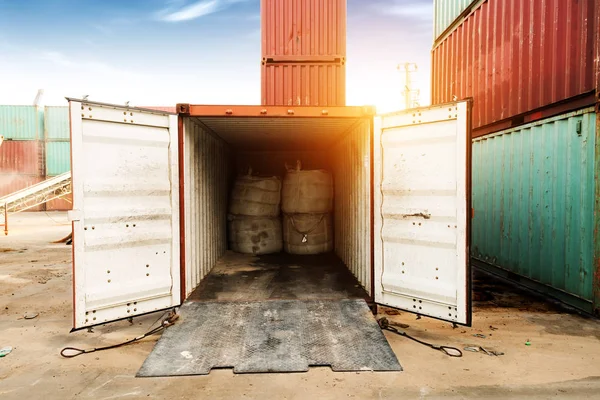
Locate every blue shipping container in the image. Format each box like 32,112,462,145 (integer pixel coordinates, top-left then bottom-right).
0,105,42,140
44,106,70,140
45,141,71,176
471,107,597,312
433,0,477,41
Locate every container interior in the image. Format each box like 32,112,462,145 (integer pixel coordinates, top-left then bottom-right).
182,114,372,300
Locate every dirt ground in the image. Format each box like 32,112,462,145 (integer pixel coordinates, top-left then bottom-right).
2,212,600,400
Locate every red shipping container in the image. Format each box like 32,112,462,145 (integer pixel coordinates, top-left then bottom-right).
262,62,346,106
261,0,346,60
0,174,44,211
0,140,42,175
46,193,73,211
431,0,597,132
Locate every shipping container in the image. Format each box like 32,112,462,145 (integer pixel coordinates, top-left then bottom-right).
261,62,345,106
45,141,71,176
433,0,477,41
431,0,597,134
0,174,44,211
66,99,473,333
261,0,346,60
44,106,70,140
46,193,72,211
0,140,42,175
471,108,599,313
140,106,177,113
0,105,43,140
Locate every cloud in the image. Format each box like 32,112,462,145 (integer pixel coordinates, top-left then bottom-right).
160,0,220,21
157,0,250,22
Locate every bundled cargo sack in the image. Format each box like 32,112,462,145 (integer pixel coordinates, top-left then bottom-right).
283,213,333,255
281,160,333,214
228,214,282,255
229,167,281,217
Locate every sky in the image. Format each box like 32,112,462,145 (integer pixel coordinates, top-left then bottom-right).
0,0,434,112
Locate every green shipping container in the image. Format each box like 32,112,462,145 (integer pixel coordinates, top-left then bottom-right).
44,106,70,140
471,107,599,314
45,141,71,176
0,105,43,140
433,0,477,41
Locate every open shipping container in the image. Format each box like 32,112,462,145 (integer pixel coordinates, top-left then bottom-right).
66,98,472,330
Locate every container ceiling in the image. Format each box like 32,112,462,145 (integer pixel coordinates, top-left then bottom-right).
193,116,363,151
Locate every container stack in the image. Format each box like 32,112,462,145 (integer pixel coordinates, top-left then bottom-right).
0,105,73,211
0,106,45,210
227,169,282,255
44,106,72,210
430,0,600,314
281,161,333,255
260,0,347,106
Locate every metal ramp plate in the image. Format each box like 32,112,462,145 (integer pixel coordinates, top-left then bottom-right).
137,299,402,376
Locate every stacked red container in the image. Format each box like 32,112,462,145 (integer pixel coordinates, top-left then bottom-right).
431,0,598,136
261,0,347,106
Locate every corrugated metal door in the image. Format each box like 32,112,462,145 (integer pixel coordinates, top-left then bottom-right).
374,101,472,325
68,99,180,330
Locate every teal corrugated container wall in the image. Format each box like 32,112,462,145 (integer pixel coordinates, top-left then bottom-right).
44,106,71,177
0,105,43,140
45,141,70,176
44,106,70,139
471,108,597,312
433,0,477,41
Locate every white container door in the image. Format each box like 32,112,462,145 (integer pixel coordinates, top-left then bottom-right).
373,101,472,325
68,99,180,330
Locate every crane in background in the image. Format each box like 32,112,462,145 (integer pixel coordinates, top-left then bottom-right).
397,63,420,110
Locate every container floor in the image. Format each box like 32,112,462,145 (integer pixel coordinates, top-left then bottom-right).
187,251,370,302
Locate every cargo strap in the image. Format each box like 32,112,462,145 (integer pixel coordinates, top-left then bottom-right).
60,311,179,358
378,317,462,358
288,214,326,243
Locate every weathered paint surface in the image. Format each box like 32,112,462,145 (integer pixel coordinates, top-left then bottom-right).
432,0,596,131
0,140,41,175
44,106,70,140
261,62,345,106
261,0,346,58
433,0,477,41
45,141,71,176
374,101,471,325
472,108,597,307
592,0,600,316
0,106,42,140
69,100,180,329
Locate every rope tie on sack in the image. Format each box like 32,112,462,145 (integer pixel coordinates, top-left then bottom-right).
288,213,325,243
